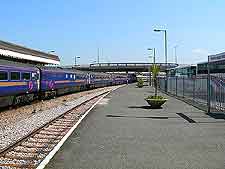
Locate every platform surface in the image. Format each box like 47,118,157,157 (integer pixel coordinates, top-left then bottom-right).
46,84,225,169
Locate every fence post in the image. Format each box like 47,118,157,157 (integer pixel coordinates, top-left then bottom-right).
193,77,195,101
182,76,185,98
165,76,168,93
219,75,222,110
175,76,178,96
149,73,151,86
163,77,165,92
207,56,211,113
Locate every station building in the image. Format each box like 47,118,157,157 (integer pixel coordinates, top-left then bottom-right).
0,40,60,66
167,64,196,77
197,52,225,74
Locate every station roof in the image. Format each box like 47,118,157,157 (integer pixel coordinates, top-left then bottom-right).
0,40,60,65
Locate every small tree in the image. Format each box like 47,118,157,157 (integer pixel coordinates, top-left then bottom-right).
151,65,160,96
137,77,144,88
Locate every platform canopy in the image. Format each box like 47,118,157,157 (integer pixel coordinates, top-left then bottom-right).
0,40,60,65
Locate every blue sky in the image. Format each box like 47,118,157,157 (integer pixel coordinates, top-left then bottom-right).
0,0,225,65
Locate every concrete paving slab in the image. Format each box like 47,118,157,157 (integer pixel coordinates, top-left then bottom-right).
45,84,225,169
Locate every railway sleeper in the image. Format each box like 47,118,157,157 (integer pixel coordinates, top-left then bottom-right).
54,119,75,123
47,125,71,130
38,130,67,136
33,134,63,139
21,142,55,148
43,128,69,133
13,146,52,153
4,151,45,160
0,157,37,168
27,138,59,144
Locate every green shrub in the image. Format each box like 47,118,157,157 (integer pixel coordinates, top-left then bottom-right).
137,78,144,88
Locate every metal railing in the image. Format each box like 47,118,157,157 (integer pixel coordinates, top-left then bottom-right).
90,63,178,68
158,75,225,112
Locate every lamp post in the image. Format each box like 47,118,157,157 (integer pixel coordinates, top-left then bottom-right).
74,56,80,67
174,45,178,64
154,28,168,92
97,48,100,64
147,48,156,64
153,29,167,65
147,48,156,86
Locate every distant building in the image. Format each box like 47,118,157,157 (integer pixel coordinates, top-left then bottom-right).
197,52,225,74
168,64,196,77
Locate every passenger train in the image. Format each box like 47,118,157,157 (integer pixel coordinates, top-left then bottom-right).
0,63,133,108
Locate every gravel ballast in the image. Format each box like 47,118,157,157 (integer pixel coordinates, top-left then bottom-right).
0,85,123,152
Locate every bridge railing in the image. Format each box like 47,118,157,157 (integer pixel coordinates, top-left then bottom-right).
90,63,178,68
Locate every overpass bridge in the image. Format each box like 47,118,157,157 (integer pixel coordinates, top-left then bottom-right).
66,62,179,72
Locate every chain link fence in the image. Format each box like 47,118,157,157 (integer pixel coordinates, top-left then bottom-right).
158,75,225,112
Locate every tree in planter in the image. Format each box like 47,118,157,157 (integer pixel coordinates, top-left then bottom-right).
151,65,160,96
145,65,167,108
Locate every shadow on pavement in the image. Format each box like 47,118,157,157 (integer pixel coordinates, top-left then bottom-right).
106,114,168,119
206,112,225,120
128,106,162,109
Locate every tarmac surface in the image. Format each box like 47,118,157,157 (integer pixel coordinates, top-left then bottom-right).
46,84,225,169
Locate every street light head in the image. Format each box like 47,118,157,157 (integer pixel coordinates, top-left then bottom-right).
76,56,80,58
147,48,153,51
154,29,166,32
154,29,161,32
48,50,55,54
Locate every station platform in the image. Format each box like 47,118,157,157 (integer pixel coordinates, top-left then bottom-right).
46,84,225,169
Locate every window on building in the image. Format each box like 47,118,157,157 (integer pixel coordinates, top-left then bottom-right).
22,73,31,80
11,72,20,80
0,71,8,80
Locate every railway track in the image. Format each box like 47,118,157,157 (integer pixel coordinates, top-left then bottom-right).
0,91,109,169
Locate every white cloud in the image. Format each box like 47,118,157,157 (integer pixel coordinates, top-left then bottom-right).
192,48,209,56
191,48,209,63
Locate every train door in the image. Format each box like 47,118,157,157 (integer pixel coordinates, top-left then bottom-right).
36,70,40,91
88,73,91,84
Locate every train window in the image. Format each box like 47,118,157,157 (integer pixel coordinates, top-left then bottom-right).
66,74,68,78
0,71,8,80
73,74,76,80
70,74,73,78
10,72,20,80
22,73,31,80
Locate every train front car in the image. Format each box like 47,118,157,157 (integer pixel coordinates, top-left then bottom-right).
0,64,39,107
39,67,87,99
